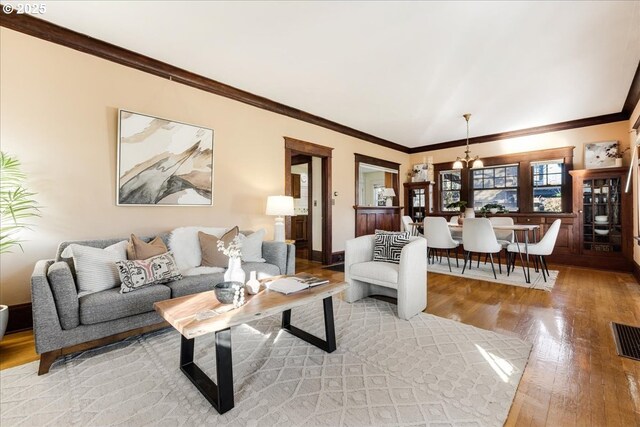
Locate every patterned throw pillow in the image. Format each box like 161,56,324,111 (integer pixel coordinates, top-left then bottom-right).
373,230,411,264
116,252,182,293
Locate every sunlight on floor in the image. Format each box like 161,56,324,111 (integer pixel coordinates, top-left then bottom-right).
476,344,515,383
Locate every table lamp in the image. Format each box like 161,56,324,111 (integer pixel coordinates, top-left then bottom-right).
382,188,396,206
266,195,295,241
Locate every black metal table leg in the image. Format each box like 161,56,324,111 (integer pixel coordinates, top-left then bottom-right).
281,296,337,353
180,329,234,414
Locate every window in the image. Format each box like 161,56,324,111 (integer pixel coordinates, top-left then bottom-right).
440,170,461,210
472,165,519,211
532,160,563,212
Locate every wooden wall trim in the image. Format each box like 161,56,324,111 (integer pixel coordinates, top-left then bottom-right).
410,113,628,154
623,60,640,117
0,11,409,154
1,10,638,157
5,302,33,334
285,137,334,157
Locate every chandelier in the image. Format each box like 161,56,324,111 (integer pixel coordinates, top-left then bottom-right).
452,114,483,169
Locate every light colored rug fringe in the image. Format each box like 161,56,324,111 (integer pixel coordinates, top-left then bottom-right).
428,257,557,291
0,298,532,426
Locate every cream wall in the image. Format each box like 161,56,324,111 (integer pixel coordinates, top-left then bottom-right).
0,28,410,305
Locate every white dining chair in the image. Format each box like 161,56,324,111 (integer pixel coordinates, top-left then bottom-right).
402,215,419,236
462,218,503,279
507,219,561,282
424,217,460,271
489,216,515,246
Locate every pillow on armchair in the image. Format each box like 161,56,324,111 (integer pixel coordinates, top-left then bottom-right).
373,230,411,264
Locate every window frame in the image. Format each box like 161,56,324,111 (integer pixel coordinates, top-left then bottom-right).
432,146,574,213
531,160,564,213
471,163,520,212
439,169,463,211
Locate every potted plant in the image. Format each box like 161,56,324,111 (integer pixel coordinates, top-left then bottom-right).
0,151,41,340
605,144,630,167
446,200,468,224
481,203,505,215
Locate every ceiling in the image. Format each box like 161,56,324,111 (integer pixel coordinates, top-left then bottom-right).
36,1,640,149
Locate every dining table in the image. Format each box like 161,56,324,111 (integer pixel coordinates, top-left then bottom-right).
409,221,541,283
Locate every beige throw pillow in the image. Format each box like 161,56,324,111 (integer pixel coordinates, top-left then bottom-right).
199,226,239,268
126,234,168,260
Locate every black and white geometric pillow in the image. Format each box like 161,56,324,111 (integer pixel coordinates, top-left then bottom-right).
373,230,411,264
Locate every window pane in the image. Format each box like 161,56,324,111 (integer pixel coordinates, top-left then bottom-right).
495,177,506,188
495,168,505,177
443,180,451,190
473,170,483,179
484,169,494,178
506,166,518,176
484,178,494,188
506,176,518,187
548,163,562,174
473,189,518,211
548,173,562,185
452,180,461,190
442,191,460,211
534,174,545,186
533,187,562,212
532,164,545,175
473,178,483,188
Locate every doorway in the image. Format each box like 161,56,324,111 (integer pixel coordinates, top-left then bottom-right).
284,137,333,265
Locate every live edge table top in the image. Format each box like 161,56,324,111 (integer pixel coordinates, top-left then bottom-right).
154,280,348,340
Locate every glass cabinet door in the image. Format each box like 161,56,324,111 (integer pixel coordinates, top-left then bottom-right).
582,177,622,253
409,188,426,222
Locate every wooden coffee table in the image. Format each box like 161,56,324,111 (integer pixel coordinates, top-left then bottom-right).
154,280,348,414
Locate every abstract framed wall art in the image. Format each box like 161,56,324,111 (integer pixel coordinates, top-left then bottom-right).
584,141,618,169
117,110,214,206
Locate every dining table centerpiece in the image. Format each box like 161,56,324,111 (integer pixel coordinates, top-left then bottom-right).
446,200,468,224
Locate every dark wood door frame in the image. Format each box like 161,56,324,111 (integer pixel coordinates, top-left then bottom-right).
291,155,313,260
284,137,333,264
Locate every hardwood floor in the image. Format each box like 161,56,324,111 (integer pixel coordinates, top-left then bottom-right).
2,259,639,426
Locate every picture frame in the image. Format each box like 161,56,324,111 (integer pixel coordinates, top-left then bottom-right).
584,141,618,169
117,110,214,206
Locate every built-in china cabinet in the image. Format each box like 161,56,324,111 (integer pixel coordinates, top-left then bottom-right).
569,167,632,271
403,182,434,222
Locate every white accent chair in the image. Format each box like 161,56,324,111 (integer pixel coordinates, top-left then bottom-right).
424,217,459,271
345,235,427,320
462,218,503,279
507,219,561,282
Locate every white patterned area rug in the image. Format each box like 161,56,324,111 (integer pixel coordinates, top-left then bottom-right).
428,257,557,292
1,298,531,426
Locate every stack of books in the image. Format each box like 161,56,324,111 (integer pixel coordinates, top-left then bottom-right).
267,273,330,295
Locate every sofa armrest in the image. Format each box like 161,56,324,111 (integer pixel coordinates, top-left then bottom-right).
262,241,289,275
345,235,375,281
47,261,80,330
31,260,64,354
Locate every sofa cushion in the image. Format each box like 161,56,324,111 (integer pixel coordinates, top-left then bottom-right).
126,234,168,260
168,226,231,272
239,229,266,262
166,273,224,298
60,240,128,297
116,252,182,293
199,227,239,268
350,261,399,288
79,285,171,325
47,261,80,330
242,262,281,279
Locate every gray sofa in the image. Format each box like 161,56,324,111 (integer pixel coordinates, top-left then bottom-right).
31,232,295,374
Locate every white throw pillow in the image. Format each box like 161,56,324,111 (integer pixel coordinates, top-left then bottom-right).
61,240,128,297
168,226,229,271
240,229,266,263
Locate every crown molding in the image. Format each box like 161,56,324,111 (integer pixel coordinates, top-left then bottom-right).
0,9,409,153
1,7,639,156
409,112,629,154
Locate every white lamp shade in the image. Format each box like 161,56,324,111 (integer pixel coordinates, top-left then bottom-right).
471,158,484,169
452,159,463,169
266,195,295,216
382,188,396,197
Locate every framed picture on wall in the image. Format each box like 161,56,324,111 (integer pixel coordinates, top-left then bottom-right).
117,110,214,206
584,141,618,169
